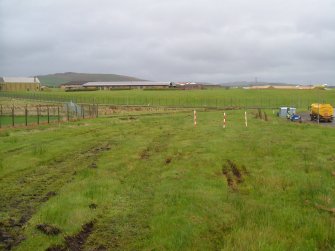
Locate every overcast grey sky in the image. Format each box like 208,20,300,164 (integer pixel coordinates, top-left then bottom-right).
1,0,335,84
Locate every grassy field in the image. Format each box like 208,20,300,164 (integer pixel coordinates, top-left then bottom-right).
1,107,335,250
1,88,335,109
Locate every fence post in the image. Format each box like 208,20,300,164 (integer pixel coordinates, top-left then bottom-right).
37,105,40,125
75,105,78,119
12,105,14,127
67,104,70,121
96,104,99,118
25,105,28,126
47,106,50,124
82,105,85,119
0,105,2,128
57,106,60,124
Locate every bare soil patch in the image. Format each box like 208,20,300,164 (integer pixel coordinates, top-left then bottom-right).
40,191,57,202
222,160,248,191
45,221,95,251
140,148,150,160
45,244,65,251
36,224,61,236
64,221,95,250
89,162,98,168
89,203,97,209
165,157,172,164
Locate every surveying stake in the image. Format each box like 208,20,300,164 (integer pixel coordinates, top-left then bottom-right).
194,110,197,127
245,111,248,127
223,112,226,128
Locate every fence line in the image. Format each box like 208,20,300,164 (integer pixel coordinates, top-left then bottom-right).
0,103,98,129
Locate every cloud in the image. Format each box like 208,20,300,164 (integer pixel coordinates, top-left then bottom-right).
0,0,335,84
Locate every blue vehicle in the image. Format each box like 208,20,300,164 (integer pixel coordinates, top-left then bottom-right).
290,114,302,122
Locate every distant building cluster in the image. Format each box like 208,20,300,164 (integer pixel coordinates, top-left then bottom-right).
243,85,316,90
0,77,40,91
0,76,328,92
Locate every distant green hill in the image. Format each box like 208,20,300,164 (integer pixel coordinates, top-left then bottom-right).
37,72,145,87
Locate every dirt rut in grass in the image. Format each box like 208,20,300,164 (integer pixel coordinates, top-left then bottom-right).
46,221,96,251
222,160,248,191
0,142,113,250
83,133,172,250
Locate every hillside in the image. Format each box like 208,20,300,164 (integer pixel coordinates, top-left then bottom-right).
37,72,146,86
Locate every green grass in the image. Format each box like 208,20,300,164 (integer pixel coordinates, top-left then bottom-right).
0,115,59,127
1,89,335,109
1,108,335,250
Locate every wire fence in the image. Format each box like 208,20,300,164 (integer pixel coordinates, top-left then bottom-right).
0,103,98,128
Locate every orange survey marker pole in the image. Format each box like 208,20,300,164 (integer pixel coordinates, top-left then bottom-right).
223,112,226,128
194,110,197,127
245,111,248,127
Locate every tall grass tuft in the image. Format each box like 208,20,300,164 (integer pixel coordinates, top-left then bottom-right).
32,144,46,155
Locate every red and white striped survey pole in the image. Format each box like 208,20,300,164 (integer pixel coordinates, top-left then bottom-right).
223,112,226,128
194,110,197,127
245,111,248,127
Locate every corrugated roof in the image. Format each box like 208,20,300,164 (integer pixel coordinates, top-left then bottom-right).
61,81,88,86
2,77,40,83
82,81,172,87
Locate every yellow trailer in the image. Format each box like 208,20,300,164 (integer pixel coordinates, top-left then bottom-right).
310,103,334,122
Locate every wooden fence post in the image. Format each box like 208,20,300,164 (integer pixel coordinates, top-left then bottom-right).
47,106,50,124
82,105,84,119
37,105,40,125
57,106,60,124
0,105,2,128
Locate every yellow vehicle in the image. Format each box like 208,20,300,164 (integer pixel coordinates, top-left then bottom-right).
310,103,334,122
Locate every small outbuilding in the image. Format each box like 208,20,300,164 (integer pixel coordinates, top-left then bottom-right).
0,77,41,91
278,107,296,118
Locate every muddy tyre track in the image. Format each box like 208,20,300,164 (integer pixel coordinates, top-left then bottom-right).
83,131,173,250
0,141,114,250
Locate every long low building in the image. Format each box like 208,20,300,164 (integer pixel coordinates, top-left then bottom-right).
82,81,176,90
243,85,316,90
0,77,41,91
